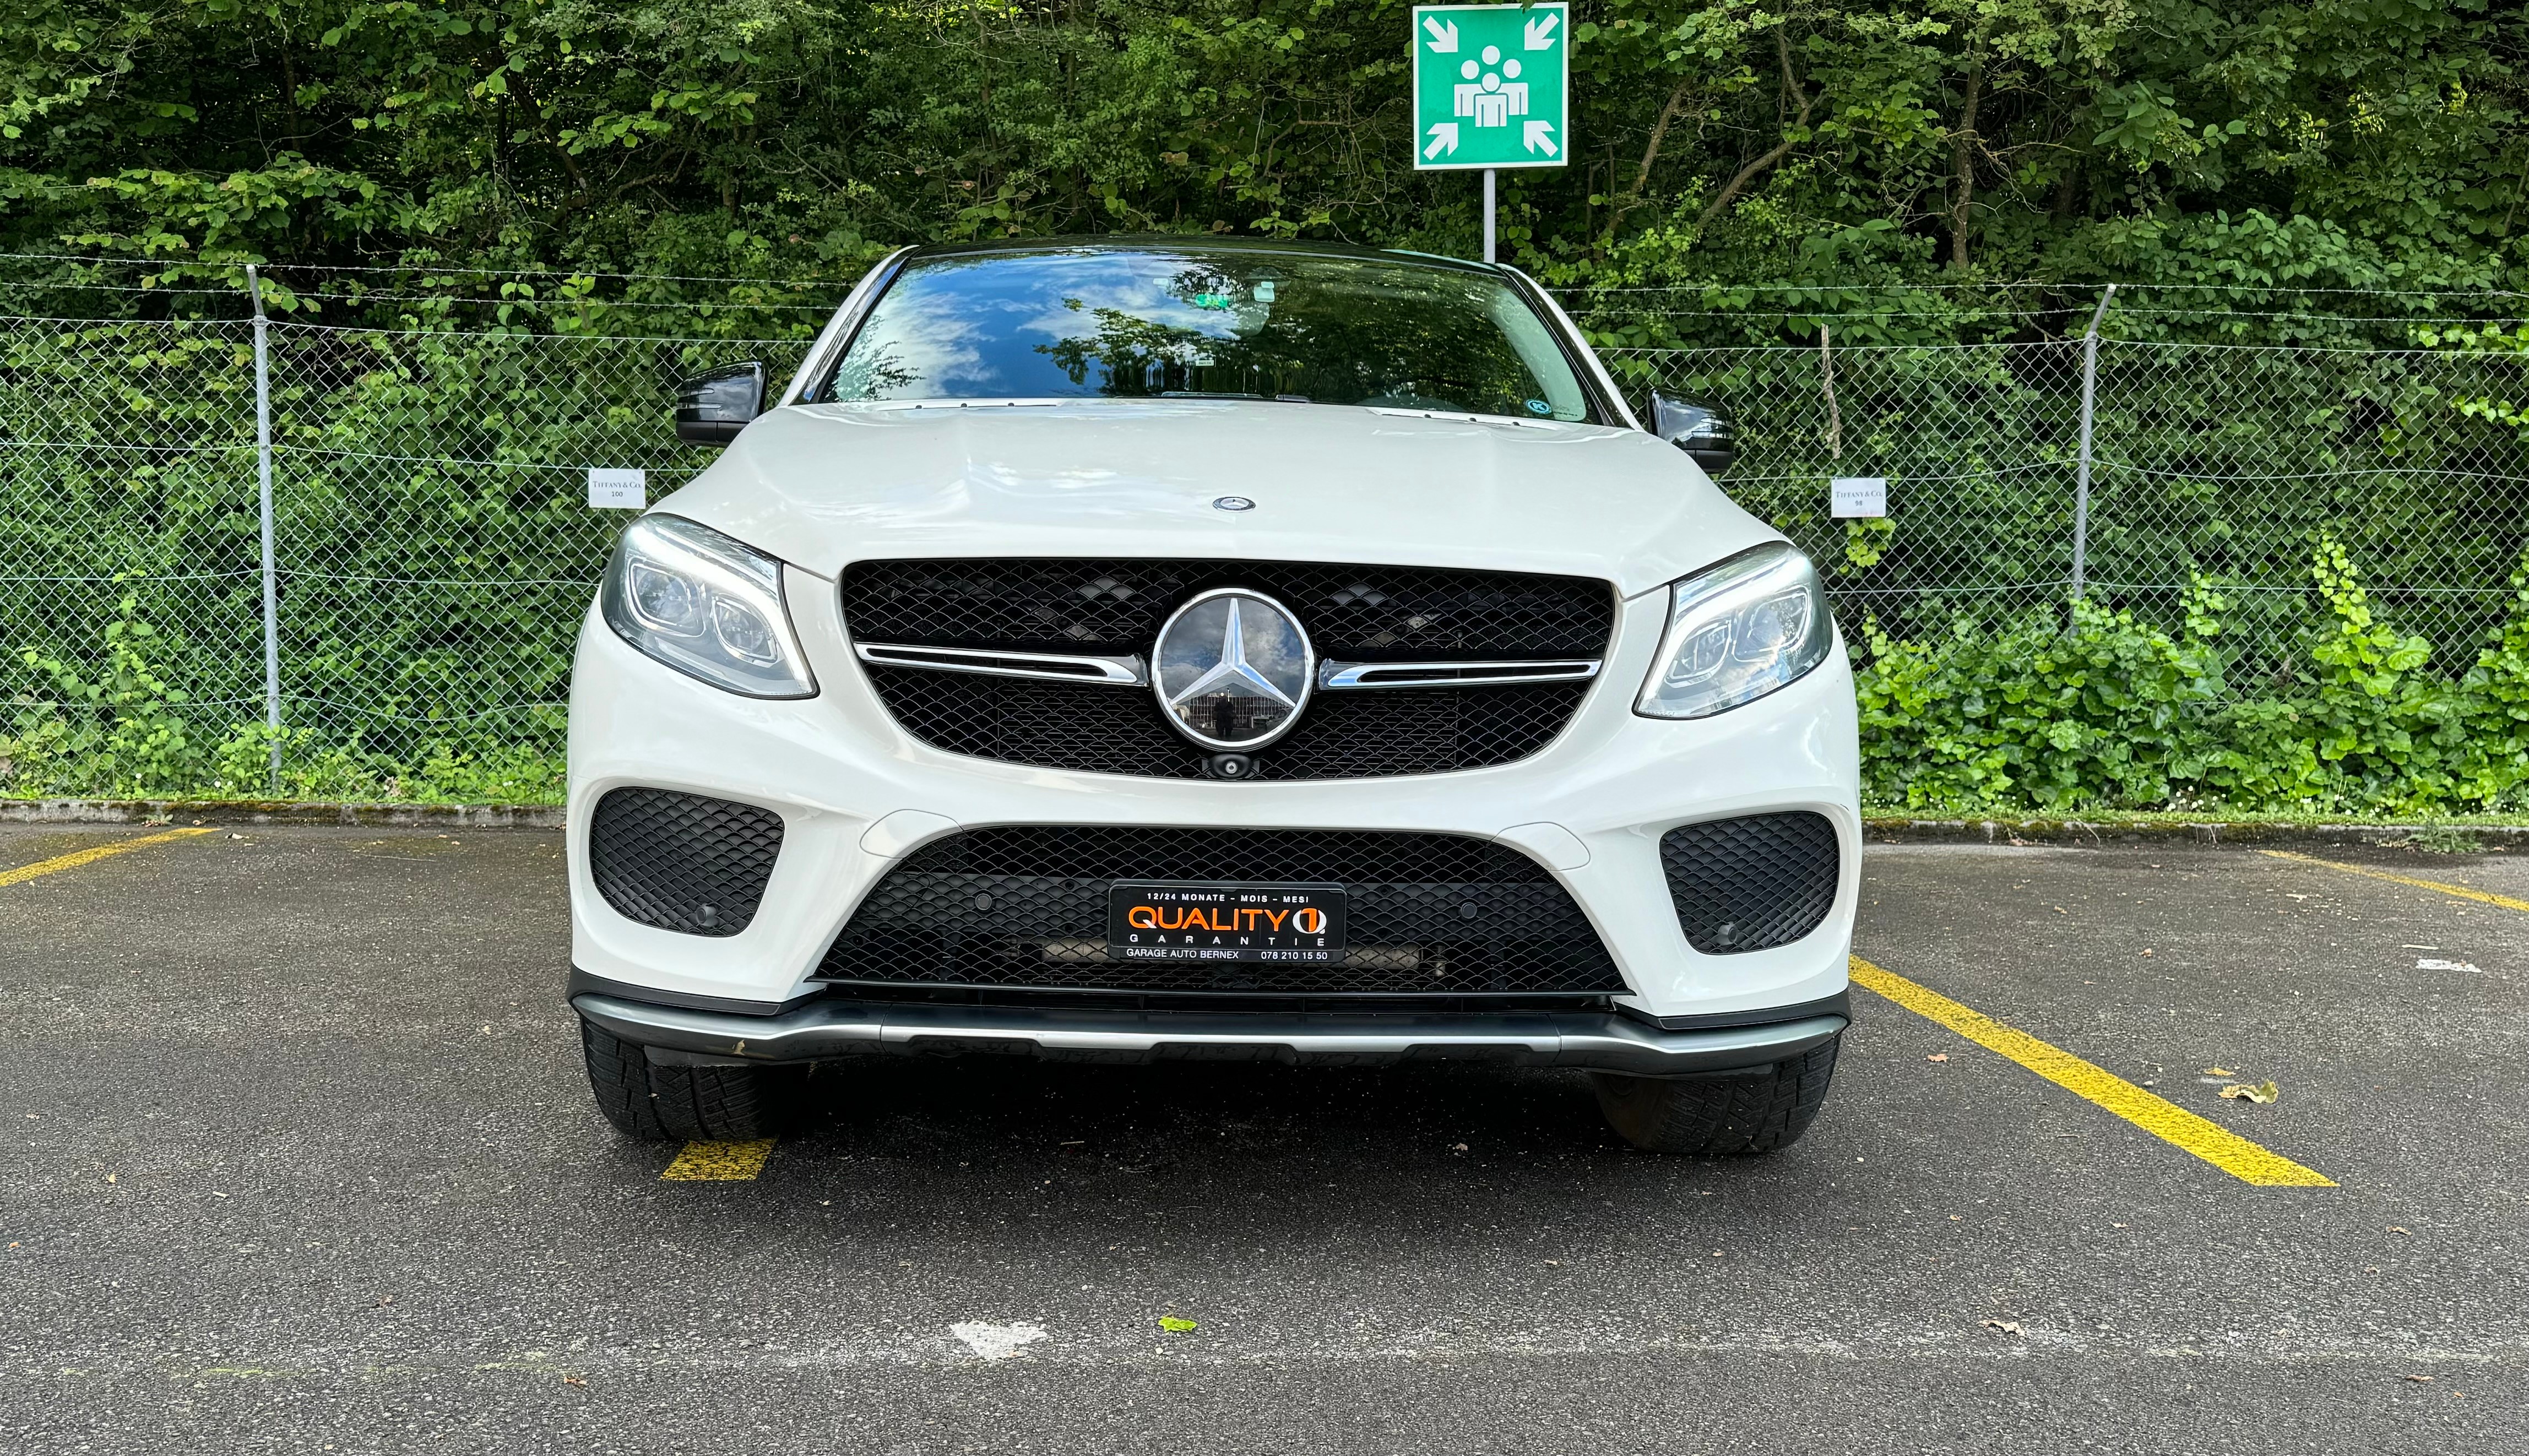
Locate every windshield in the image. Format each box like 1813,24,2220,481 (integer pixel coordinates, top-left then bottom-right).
818,247,1595,422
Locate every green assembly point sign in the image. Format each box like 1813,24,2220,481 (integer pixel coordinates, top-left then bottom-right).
1411,3,1569,170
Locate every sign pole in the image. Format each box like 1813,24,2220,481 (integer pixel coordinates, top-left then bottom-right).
1411,4,1568,263
1483,169,1496,263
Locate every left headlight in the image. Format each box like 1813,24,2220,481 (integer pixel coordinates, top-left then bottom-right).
600,514,817,699
1635,542,1835,719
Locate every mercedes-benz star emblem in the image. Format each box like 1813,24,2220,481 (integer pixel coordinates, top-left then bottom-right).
1152,588,1314,751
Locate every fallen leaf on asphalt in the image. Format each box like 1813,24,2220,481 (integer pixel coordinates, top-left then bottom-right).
2204,1066,2234,1076
2405,1374,2434,1383
562,1376,586,1387
1926,1053,1950,1062
1982,1319,2024,1334
2389,1226,2410,1235
1449,1143,1468,1154
2219,1081,2280,1104
1158,1316,1197,1333
102,1174,115,1184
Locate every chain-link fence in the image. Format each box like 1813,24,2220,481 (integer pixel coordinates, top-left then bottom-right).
1607,330,2529,694
4,261,2528,800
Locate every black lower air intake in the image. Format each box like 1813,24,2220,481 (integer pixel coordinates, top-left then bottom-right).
1659,812,1839,954
588,787,785,937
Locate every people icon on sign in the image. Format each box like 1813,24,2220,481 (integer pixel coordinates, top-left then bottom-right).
1452,46,1527,129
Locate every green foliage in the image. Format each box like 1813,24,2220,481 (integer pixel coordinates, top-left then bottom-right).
1856,537,2529,816
0,1,2520,303
6,588,203,797
4,591,563,803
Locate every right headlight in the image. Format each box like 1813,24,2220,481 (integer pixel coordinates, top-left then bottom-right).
600,514,817,699
1635,542,1835,719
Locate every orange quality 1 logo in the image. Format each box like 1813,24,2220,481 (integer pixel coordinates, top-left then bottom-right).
1127,904,1310,933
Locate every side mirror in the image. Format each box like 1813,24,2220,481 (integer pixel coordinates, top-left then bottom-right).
1651,392,1736,478
676,361,768,446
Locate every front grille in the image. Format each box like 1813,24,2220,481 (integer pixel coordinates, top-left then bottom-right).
864,671,1591,780
1659,812,1839,954
843,559,1613,780
817,825,1627,995
588,787,785,937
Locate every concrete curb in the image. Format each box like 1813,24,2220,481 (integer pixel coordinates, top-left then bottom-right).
0,798,567,828
1862,817,2529,849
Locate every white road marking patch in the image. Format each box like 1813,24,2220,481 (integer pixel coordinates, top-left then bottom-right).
951,1321,1049,1361
2416,957,2484,974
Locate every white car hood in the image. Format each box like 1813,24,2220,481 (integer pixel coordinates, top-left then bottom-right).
658,399,1777,597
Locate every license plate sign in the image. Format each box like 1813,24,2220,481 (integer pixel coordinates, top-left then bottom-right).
1106,882,1347,963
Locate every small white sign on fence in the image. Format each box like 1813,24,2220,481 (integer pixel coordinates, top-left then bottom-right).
587,468,648,510
1831,476,1887,518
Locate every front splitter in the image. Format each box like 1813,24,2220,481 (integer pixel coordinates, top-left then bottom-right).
571,992,1846,1078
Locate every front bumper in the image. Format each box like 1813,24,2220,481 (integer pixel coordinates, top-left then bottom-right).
571,987,1849,1077
567,562,1862,1022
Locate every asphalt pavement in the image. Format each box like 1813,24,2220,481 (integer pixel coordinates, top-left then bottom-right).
1,823,2522,1453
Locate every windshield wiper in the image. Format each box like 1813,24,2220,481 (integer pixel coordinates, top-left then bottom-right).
1155,390,1314,403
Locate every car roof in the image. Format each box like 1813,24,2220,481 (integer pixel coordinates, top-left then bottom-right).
902,234,1505,277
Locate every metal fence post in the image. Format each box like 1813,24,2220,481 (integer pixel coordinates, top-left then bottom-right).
2070,282,2117,600
1819,323,1841,461
245,267,282,794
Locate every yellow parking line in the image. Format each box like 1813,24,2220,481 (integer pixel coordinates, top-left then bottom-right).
0,827,217,887
1849,955,2336,1188
2260,849,2529,913
660,1139,777,1181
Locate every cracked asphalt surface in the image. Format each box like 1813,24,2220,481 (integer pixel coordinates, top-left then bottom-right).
1,823,2522,1452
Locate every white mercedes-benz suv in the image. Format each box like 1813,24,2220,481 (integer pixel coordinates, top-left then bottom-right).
567,238,1859,1155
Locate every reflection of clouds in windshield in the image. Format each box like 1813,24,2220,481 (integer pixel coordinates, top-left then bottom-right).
836,288,1003,397
1013,262,1242,344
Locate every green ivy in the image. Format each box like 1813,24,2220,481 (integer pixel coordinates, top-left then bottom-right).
1858,537,2529,816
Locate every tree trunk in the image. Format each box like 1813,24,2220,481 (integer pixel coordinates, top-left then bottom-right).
1697,28,1815,231
1949,57,1982,270
1607,78,1695,238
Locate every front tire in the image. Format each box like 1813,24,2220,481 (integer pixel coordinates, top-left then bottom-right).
580,1018,797,1141
1592,1034,1840,1155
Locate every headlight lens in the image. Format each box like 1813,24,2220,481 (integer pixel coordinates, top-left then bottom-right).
600,514,817,698
1635,542,1835,719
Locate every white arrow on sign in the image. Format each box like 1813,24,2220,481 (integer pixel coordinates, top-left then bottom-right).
1523,12,1560,50
1424,121,1461,159
1522,118,1557,156
1421,16,1459,52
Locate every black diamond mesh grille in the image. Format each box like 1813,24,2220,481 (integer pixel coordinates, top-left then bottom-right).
818,825,1627,995
840,559,1613,780
862,671,1590,780
1659,812,1840,954
842,558,1614,657
588,787,786,937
